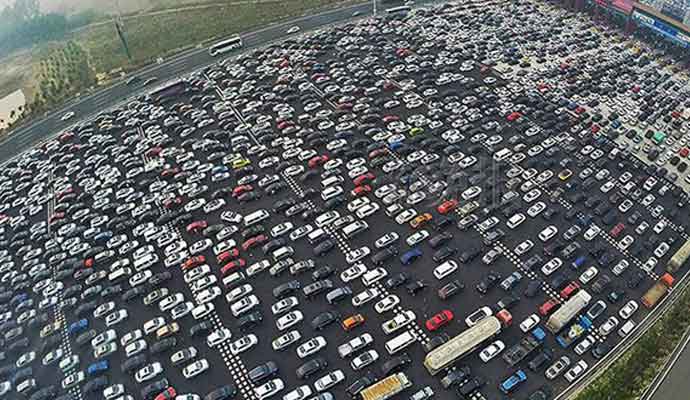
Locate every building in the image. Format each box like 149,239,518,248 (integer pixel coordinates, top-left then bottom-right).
0,89,26,131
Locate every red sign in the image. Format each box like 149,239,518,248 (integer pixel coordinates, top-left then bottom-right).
610,0,633,14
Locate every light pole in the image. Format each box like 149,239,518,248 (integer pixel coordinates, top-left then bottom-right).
373,0,377,16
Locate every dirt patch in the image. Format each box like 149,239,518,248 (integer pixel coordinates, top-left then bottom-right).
0,49,36,102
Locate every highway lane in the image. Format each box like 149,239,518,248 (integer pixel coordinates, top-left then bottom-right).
0,0,383,164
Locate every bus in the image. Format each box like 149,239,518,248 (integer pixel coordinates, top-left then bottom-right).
386,5,412,14
209,35,243,56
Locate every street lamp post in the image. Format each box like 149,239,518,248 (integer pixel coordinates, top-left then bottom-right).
373,0,377,16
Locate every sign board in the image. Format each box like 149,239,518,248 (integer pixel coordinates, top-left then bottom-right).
632,9,690,47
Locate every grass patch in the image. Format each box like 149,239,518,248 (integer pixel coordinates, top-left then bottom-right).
576,283,690,400
77,0,353,73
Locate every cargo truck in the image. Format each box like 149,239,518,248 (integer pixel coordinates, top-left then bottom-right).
642,273,674,308
667,239,690,273
556,316,592,348
360,372,411,400
545,290,592,333
502,327,546,366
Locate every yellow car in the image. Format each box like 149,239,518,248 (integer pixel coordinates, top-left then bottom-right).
410,213,433,229
232,158,251,170
409,127,425,137
558,169,573,181
156,322,180,339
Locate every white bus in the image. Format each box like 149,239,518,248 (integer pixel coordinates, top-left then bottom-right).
386,5,412,14
209,35,243,56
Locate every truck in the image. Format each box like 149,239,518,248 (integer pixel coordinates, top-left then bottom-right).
642,273,674,308
502,327,545,366
556,316,592,348
359,372,411,400
667,239,690,273
545,290,592,333
424,313,508,375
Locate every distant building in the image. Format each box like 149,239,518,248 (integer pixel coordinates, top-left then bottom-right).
0,90,26,131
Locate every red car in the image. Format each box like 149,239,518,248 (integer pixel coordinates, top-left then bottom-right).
506,112,522,122
609,223,625,238
145,146,162,157
353,173,375,186
221,259,246,276
437,199,459,214
154,387,176,400
560,282,580,300
308,155,329,169
161,168,180,178
163,197,182,209
232,185,253,198
59,132,75,142
382,115,400,123
182,256,205,271
538,299,559,316
242,234,268,251
217,248,240,264
368,148,388,159
425,310,454,332
351,185,372,197
186,220,208,234
49,212,65,224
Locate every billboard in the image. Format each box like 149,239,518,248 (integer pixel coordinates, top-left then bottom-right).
632,9,690,47
591,0,634,14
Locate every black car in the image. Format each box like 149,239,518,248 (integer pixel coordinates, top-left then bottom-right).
302,280,333,298
296,357,328,380
385,272,410,289
141,378,169,399
248,361,278,384
592,341,613,359
406,280,426,296
311,311,340,330
432,246,457,263
422,334,449,353
371,246,399,266
84,376,108,394
122,354,148,373
428,232,453,249
476,271,501,294
190,321,214,338
273,280,301,299
457,377,485,397
524,280,543,298
205,384,237,400
440,366,471,389
346,373,376,397
237,311,263,331
438,280,464,300
380,353,411,375
313,239,336,256
150,338,177,354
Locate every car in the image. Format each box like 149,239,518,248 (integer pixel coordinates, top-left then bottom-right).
135,362,163,383
207,328,232,347
182,359,209,379
205,385,236,400
479,340,505,362
565,360,588,383
272,330,301,352
253,378,284,400
314,370,345,392
425,310,453,331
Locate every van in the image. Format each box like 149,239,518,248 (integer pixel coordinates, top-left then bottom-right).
134,253,158,271
307,228,327,244
384,331,417,355
222,271,246,288
493,148,513,162
343,221,368,239
433,260,458,280
618,320,635,338
272,246,294,262
362,268,387,286
108,267,131,283
244,209,270,227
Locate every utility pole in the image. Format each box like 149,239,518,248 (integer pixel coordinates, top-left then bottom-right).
115,0,132,60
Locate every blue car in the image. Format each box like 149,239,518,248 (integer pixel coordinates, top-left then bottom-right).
400,248,423,265
500,369,527,394
68,319,89,336
93,231,113,244
87,360,109,376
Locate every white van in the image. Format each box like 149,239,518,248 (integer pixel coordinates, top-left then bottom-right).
493,148,513,162
272,246,294,262
307,228,327,244
384,331,417,355
342,221,368,239
244,209,269,227
108,267,131,283
222,271,246,288
134,253,159,271
362,267,388,286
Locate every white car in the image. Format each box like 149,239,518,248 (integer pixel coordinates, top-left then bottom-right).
598,316,619,336
182,359,209,379
538,225,558,242
583,225,601,240
207,328,232,347
574,335,595,355
479,340,505,362
519,314,540,333
314,370,345,392
272,330,301,351
374,294,400,314
564,360,588,383
253,378,285,400
541,258,563,276
271,296,299,315
345,247,370,264
287,26,301,34
375,232,399,249
125,339,147,357
337,333,373,358
352,288,380,307
514,240,534,255
230,294,260,317
195,287,221,304
226,284,254,303
276,311,304,331
340,264,367,282
61,111,75,121
103,384,125,400
395,209,417,225
105,309,128,327
297,336,327,359
351,350,379,371
159,293,184,312
619,300,639,320
135,362,163,383
406,230,429,246
230,334,258,355
579,266,599,284
433,260,458,280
